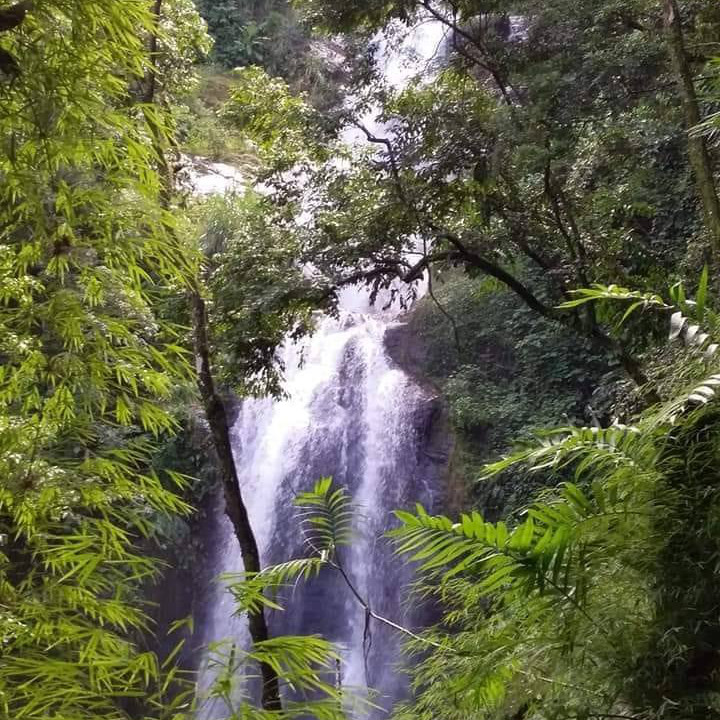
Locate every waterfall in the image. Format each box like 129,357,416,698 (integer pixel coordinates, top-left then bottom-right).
192,18,451,719
195,289,450,718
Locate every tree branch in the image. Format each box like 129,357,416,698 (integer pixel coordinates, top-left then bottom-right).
340,116,652,388
352,121,409,206
433,230,558,319
419,0,518,111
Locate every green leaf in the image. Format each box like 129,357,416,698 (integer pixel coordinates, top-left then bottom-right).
697,264,709,323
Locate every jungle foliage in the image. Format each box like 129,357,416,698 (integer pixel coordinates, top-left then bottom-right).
388,287,720,720
225,294,720,717
0,1,202,717
210,0,720,718
195,0,312,77
5,0,720,720
179,0,348,160
405,273,610,515
224,0,720,383
0,1,329,718
193,192,331,396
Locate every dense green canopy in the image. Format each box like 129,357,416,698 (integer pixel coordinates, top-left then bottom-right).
3,0,720,718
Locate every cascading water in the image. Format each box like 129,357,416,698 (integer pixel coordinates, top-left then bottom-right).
195,287,450,718
192,19,451,719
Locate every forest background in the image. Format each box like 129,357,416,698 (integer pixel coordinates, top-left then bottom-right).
3,1,720,719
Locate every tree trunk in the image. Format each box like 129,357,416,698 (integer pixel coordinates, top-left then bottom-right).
0,1,31,33
190,288,282,712
143,0,163,104
663,0,720,253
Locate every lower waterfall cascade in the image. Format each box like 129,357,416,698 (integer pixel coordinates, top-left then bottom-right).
195,286,451,718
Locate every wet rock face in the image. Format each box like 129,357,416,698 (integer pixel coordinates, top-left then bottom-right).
410,394,454,501
384,317,453,508
383,318,432,386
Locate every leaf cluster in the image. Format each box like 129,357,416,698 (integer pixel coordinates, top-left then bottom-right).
0,2,205,717
390,285,720,720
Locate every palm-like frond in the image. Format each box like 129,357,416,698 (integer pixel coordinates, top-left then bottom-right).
391,277,720,720
481,424,651,481
294,477,355,557
391,479,629,605
668,309,720,361
222,479,355,620
225,557,327,613
646,371,720,427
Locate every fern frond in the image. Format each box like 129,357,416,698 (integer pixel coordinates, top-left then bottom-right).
481,424,650,481
224,557,327,612
668,309,720,362
648,372,720,428
391,484,614,603
294,477,355,556
685,374,720,406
